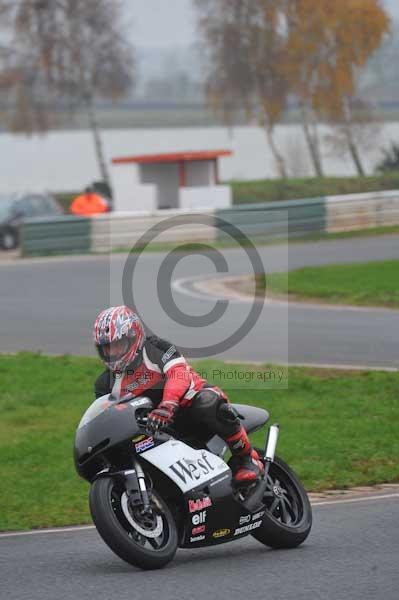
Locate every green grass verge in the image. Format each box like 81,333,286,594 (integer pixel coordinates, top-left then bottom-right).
300,225,399,241
264,259,399,308
231,172,399,204
1,353,398,531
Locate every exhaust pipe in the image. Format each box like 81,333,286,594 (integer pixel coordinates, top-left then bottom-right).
264,423,279,463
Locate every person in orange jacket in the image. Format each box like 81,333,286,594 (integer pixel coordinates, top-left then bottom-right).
70,187,109,216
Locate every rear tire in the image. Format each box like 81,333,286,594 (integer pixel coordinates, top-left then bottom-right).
251,454,312,549
90,477,178,570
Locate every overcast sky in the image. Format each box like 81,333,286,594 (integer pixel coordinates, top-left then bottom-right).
129,0,398,48
129,0,196,47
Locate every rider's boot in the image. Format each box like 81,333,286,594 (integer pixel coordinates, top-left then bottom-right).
225,427,264,485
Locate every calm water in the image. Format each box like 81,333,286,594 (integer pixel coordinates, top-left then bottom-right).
1,122,398,194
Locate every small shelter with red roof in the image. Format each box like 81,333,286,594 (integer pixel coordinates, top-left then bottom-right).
110,149,233,212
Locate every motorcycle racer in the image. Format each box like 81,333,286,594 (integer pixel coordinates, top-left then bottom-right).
93,305,264,485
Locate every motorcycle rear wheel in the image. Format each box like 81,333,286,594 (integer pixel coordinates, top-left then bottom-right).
251,453,312,549
89,477,178,570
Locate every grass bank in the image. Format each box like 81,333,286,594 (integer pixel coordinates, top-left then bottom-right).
264,259,399,308
1,353,398,531
231,173,399,204
54,173,399,213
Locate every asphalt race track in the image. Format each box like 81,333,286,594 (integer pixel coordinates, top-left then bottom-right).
1,234,399,368
1,237,399,597
1,496,398,600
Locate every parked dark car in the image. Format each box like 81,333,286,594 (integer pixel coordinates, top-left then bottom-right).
0,193,62,250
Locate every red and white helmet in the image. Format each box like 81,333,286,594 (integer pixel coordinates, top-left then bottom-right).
93,306,145,372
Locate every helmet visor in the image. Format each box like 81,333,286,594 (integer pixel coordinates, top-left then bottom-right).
97,337,132,364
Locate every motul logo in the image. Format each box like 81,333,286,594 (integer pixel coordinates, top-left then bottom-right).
169,452,215,484
189,497,212,513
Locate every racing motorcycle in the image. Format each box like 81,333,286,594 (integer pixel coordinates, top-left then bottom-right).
74,394,312,570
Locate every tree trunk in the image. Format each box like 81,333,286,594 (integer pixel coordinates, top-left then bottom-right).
300,104,324,177
345,129,365,176
263,119,287,179
342,97,365,176
86,95,111,188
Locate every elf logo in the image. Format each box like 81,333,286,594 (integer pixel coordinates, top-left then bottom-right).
169,452,215,484
192,511,207,526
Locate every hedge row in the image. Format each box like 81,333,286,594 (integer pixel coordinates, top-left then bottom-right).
53,172,399,212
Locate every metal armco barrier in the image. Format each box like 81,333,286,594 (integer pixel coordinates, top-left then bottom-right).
215,198,326,240
19,189,399,257
90,209,217,253
325,190,399,232
21,216,91,257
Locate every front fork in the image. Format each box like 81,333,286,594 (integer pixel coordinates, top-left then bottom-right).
123,458,152,514
93,457,151,514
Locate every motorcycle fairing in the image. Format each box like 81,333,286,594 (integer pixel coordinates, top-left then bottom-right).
140,439,230,494
141,440,264,548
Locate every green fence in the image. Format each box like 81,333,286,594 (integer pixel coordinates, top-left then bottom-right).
20,197,328,256
215,198,326,241
21,216,91,257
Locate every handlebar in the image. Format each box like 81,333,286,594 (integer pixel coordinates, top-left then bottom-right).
136,414,178,439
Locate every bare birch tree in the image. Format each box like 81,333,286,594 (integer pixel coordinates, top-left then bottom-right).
195,0,289,179
0,0,135,187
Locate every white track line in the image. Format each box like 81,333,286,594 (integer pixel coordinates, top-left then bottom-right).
223,359,398,372
280,362,397,372
173,275,237,303
0,525,95,539
0,493,398,540
311,493,399,507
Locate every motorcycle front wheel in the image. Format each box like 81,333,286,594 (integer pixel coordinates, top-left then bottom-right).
251,454,312,549
89,477,178,570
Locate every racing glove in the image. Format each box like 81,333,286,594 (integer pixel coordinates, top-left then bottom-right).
147,400,179,433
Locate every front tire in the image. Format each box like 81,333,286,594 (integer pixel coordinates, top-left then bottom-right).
251,454,312,549
89,477,178,570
